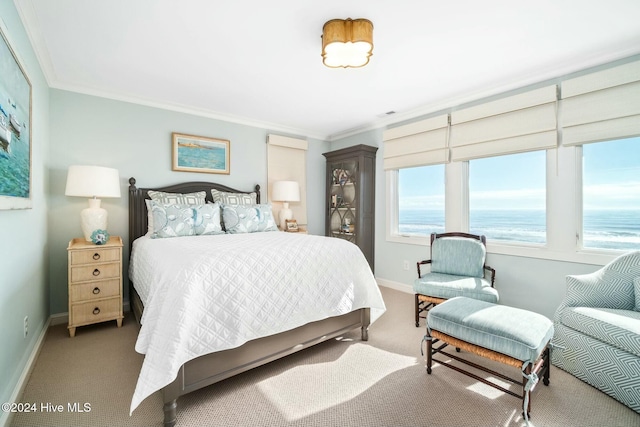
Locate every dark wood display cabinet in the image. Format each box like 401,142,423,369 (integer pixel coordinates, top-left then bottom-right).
323,144,377,272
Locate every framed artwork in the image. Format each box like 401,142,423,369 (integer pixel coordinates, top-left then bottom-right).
172,132,230,174
285,219,299,232
0,23,32,209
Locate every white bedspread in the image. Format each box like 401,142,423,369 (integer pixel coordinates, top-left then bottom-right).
129,232,386,413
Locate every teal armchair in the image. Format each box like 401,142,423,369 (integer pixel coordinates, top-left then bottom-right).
414,232,497,326
552,250,640,413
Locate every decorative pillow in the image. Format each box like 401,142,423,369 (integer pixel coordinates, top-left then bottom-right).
221,204,278,234
635,278,640,312
148,190,207,205
211,189,257,205
150,201,224,238
145,191,207,235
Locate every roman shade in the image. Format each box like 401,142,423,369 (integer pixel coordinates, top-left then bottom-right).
382,114,449,169
561,60,640,146
450,85,558,161
267,134,308,226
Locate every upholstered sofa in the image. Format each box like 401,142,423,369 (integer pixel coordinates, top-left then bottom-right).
552,251,640,413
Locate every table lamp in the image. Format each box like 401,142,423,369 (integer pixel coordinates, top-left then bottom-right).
271,180,300,230
65,165,121,242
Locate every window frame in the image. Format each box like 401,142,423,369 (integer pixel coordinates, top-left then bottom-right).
385,146,622,265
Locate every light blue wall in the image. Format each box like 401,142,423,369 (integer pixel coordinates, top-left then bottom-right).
0,1,50,411
48,89,330,314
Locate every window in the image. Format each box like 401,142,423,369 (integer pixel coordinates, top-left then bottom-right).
582,137,640,251
397,165,445,236
469,151,546,244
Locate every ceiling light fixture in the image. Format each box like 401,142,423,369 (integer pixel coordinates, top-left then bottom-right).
322,18,373,68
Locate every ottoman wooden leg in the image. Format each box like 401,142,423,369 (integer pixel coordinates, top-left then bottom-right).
543,346,551,386
523,364,532,418
426,336,433,374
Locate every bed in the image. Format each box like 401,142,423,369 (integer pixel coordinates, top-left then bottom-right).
127,178,386,426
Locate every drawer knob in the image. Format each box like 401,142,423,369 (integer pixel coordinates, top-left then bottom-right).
92,269,100,276
93,253,101,260
92,287,101,295
93,307,101,315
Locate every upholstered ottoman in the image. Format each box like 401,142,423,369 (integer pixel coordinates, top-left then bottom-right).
425,297,554,419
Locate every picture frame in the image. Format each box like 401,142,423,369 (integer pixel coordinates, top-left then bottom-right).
285,219,299,232
172,132,230,174
0,22,32,210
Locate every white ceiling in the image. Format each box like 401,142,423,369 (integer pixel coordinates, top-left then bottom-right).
14,0,640,140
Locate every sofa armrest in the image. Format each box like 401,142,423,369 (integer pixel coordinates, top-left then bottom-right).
564,268,635,310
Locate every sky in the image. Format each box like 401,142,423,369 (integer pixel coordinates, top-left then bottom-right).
399,136,640,211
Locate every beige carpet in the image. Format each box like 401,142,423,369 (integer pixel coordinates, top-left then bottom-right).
11,287,640,427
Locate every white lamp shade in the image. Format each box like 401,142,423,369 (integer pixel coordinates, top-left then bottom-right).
271,181,300,202
65,165,121,198
65,165,120,242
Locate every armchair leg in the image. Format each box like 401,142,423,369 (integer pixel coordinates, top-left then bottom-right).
415,294,421,327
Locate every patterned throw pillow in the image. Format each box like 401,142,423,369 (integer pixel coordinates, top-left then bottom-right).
146,191,208,236
148,190,207,205
150,201,224,238
221,204,278,233
211,189,257,205
635,277,640,312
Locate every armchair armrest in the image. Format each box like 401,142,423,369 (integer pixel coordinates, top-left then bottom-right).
484,265,496,286
417,260,432,278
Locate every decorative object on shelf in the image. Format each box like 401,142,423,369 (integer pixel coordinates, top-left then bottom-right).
65,165,121,242
90,229,110,245
272,180,300,230
0,24,32,210
322,18,373,68
172,132,230,175
285,219,299,232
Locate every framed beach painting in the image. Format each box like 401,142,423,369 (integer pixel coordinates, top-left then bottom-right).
172,133,230,175
0,22,32,209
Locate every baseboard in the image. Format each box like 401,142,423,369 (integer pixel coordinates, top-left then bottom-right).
0,317,51,427
376,277,413,294
1,301,133,427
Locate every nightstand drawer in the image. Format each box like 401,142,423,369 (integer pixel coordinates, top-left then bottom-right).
70,279,120,302
70,262,120,283
70,247,120,265
71,297,121,326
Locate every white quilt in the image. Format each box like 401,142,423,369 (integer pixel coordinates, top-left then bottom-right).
129,232,386,414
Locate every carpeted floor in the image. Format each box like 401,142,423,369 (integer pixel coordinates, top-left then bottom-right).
10,286,640,427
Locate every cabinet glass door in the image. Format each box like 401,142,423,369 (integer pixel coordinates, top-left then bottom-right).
329,160,358,244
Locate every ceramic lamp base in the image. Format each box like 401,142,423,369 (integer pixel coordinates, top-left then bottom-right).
279,202,293,230
80,198,108,242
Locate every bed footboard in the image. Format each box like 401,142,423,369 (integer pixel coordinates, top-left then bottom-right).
162,308,370,427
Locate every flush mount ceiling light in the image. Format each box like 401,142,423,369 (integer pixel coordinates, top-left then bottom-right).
322,18,373,68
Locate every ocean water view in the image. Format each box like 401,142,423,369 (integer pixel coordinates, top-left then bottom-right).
399,209,640,251
177,145,226,170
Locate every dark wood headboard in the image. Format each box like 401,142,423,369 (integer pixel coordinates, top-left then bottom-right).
128,177,261,251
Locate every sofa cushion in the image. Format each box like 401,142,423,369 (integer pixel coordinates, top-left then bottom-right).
431,237,486,278
558,307,640,357
414,273,498,303
427,297,553,363
635,277,640,312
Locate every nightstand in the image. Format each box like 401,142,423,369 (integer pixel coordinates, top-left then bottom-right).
67,236,124,337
